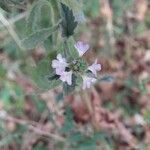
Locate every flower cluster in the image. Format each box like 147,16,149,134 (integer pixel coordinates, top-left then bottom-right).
52,41,101,89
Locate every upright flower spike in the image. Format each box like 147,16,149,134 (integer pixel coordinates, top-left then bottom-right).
82,76,96,90
52,54,68,75
60,71,73,85
88,59,101,76
74,41,89,57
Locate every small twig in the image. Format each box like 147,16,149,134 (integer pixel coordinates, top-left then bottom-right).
0,12,27,29
81,90,93,115
0,111,65,142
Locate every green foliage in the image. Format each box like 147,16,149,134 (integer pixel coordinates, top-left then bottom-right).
26,59,62,90
0,83,24,115
33,145,48,150
67,132,112,150
0,133,20,147
61,107,74,133
138,80,147,95
1,0,150,149
27,0,54,33
7,0,25,4
3,38,22,59
31,95,47,113
83,0,99,18
0,1,11,12
0,0,25,12
144,109,150,124
26,0,60,50
61,0,82,14
60,3,78,37
66,37,79,60
22,25,59,49
111,0,134,18
0,64,6,78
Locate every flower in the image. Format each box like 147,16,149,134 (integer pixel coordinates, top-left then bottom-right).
134,114,145,125
88,59,101,76
82,76,96,89
74,41,89,57
59,71,73,85
52,54,68,75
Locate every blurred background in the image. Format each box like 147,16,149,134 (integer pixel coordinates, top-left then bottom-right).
0,0,150,149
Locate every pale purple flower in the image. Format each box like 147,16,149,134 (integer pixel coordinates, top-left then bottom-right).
74,41,89,57
88,59,101,76
60,71,72,85
82,76,96,90
52,54,68,75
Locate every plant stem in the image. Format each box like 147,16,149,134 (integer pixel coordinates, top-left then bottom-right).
0,13,24,51
81,90,93,116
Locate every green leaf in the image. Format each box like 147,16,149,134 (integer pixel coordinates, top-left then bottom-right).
21,25,59,49
61,0,85,23
0,0,25,12
66,37,79,60
61,0,82,13
0,1,11,12
60,3,78,37
26,59,61,90
3,38,22,59
27,0,54,33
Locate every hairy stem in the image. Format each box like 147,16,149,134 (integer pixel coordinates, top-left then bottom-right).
0,13,24,51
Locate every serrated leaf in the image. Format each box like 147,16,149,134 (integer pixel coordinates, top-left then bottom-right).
21,25,59,49
26,59,61,90
61,0,85,23
61,0,82,13
60,3,78,37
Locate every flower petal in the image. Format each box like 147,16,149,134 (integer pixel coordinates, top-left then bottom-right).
52,54,68,75
82,76,96,89
88,59,101,76
60,71,72,85
74,41,89,57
